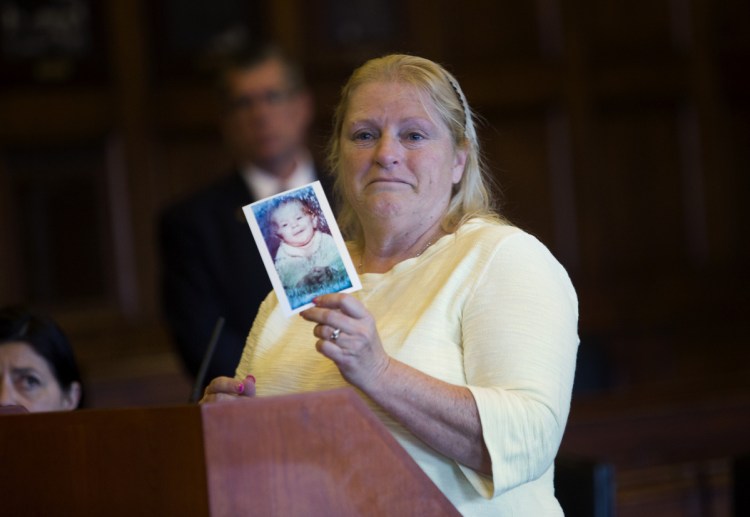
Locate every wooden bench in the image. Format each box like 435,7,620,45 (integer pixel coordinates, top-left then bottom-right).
560,377,750,516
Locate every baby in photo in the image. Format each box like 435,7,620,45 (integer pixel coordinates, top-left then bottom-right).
269,197,345,290
243,181,360,315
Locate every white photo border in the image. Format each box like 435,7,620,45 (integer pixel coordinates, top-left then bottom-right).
242,181,361,316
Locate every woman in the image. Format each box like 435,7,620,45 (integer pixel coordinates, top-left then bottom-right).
203,54,579,515
0,305,83,412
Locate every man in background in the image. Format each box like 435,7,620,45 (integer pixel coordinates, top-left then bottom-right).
159,44,327,394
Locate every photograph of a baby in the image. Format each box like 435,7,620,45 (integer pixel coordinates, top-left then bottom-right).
244,182,359,314
270,196,346,288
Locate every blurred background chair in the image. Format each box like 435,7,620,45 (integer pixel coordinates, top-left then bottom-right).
555,456,615,517
733,454,750,516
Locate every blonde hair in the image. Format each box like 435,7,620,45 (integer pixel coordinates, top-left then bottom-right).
327,54,503,245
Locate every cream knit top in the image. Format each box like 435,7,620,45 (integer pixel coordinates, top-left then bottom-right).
236,219,579,516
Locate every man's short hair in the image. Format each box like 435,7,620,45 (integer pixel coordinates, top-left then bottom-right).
214,43,306,102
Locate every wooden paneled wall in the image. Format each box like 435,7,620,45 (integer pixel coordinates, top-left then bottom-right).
1,1,748,514
0,0,748,406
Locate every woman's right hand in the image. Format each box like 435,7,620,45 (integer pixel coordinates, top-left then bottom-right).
199,375,256,404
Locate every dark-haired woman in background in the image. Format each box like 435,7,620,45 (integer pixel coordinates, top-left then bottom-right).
0,305,83,412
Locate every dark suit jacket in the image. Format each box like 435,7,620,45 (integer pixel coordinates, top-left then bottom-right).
159,169,333,392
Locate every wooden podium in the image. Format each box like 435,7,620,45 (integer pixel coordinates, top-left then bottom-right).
0,388,459,516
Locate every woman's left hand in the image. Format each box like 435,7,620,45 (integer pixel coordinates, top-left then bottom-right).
300,293,390,390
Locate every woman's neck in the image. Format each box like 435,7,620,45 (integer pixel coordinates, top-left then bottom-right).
358,219,445,274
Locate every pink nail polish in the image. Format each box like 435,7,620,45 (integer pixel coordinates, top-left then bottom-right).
246,374,256,383
236,382,245,394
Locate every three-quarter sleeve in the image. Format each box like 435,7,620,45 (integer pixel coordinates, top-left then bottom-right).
461,233,579,498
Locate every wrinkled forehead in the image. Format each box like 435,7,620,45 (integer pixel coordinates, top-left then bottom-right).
226,58,291,95
0,341,51,372
345,80,443,126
